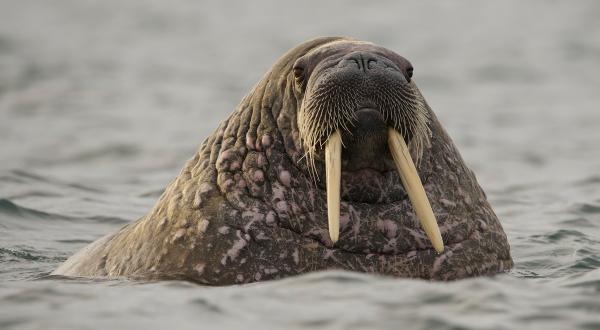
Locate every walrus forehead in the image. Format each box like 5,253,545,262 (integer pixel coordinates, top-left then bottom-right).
297,39,409,77
305,38,375,57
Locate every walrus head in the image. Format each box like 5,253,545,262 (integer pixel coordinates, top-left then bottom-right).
53,37,512,284
292,40,439,249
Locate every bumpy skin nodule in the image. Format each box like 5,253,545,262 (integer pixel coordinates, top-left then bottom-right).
53,37,512,284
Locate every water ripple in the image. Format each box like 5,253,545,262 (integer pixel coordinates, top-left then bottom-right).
0,198,59,220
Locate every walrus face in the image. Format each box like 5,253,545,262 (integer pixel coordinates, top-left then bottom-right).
294,41,428,170
292,41,442,251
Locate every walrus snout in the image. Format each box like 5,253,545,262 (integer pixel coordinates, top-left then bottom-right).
297,44,426,165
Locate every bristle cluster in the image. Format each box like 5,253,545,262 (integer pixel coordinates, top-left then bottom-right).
298,81,430,179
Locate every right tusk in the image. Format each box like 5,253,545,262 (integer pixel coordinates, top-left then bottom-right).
325,130,342,244
387,128,444,253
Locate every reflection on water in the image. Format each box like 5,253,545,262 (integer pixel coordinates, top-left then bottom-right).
1,0,600,329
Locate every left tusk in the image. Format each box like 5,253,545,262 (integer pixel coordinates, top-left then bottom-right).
325,130,342,244
387,128,444,253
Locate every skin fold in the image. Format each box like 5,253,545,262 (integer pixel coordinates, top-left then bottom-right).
53,37,513,284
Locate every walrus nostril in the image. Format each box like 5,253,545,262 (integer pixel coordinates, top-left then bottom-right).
341,52,379,72
367,59,377,70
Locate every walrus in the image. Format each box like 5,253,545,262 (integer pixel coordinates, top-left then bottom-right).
53,37,512,284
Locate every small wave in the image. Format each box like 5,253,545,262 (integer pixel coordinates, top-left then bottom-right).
0,198,130,225
559,217,596,228
64,183,105,194
85,215,129,224
7,169,105,193
529,228,599,245
0,198,60,220
139,189,165,198
6,191,63,199
55,239,93,244
265,270,376,287
571,279,600,292
0,247,56,262
578,202,600,214
190,297,225,314
9,170,49,183
572,175,600,186
565,268,600,292
545,229,585,242
571,254,600,273
34,144,141,166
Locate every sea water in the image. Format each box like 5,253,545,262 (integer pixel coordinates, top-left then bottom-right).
1,1,599,329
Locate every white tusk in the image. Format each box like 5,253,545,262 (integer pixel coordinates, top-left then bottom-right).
325,130,342,244
387,128,444,253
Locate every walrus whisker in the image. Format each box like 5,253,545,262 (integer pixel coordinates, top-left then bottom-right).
300,82,430,165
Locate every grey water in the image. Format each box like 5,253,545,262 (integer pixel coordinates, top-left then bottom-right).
1,0,599,329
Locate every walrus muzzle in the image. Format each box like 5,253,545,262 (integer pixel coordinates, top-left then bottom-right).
297,48,443,251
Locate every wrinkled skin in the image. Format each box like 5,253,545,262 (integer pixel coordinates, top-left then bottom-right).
53,37,512,284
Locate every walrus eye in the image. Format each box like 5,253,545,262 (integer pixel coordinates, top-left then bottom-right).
406,67,414,81
293,66,305,84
